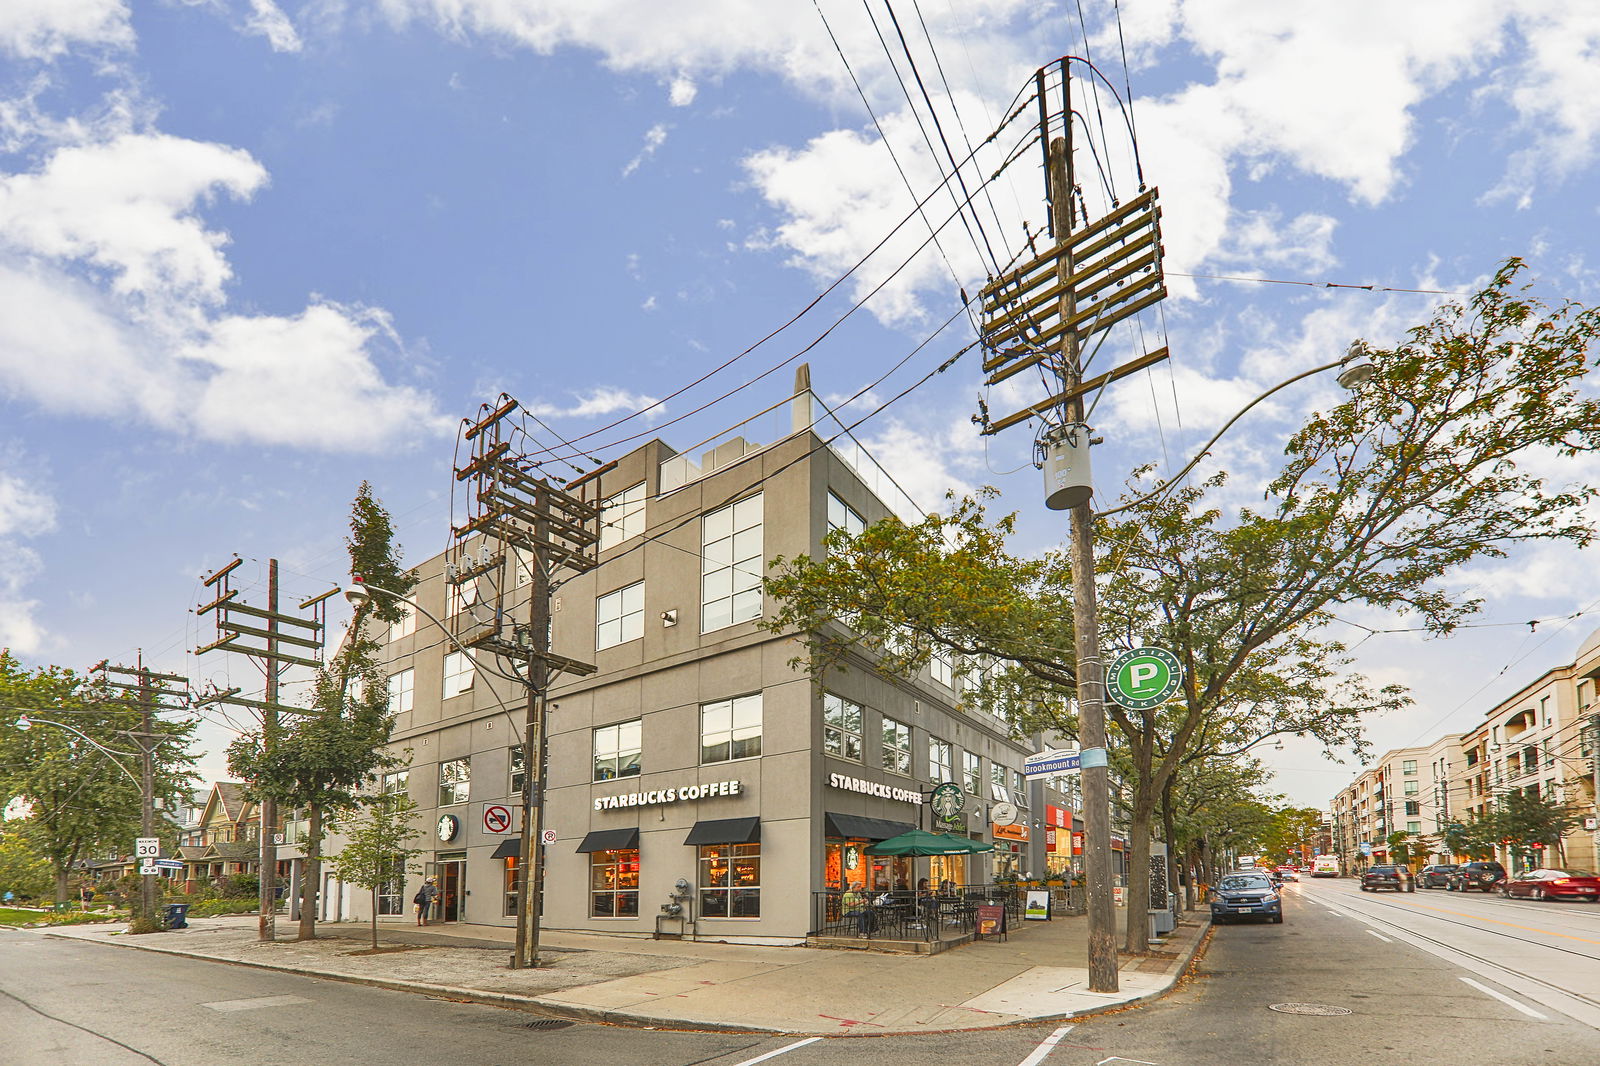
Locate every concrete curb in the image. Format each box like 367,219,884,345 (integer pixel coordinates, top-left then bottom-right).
37,914,1215,1036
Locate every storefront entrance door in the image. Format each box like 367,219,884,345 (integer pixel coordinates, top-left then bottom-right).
431,856,466,922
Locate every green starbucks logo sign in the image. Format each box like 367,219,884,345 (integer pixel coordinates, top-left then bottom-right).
1107,647,1182,709
930,782,965,824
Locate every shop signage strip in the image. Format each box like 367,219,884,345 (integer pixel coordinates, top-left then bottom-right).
593,779,743,812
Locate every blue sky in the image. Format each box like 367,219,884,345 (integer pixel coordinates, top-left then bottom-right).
2,1,1598,809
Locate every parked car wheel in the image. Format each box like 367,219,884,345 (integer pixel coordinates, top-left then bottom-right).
1271,913,1283,924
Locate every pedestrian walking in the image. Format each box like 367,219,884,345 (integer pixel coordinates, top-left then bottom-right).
413,877,439,925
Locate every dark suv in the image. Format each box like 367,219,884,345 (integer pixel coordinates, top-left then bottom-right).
1417,863,1458,889
1447,861,1506,893
1361,864,1414,892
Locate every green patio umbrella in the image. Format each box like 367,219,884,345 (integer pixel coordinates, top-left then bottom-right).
864,828,995,855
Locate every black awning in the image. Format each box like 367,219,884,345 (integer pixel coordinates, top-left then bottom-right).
575,828,640,853
825,812,917,841
490,839,521,859
683,817,761,846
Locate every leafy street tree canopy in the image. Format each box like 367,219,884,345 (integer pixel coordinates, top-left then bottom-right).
0,651,197,904
227,481,415,940
765,259,1600,952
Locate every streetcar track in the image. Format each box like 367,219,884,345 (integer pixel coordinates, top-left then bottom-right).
1319,890,1600,1015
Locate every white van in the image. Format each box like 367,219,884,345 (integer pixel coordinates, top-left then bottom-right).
1312,856,1340,877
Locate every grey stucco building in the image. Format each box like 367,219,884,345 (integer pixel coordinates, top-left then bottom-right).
357,376,1065,943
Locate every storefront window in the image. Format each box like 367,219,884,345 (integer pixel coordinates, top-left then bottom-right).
823,693,863,761
825,840,867,891
504,856,520,916
377,856,405,915
928,854,966,890
699,842,760,917
992,842,1023,880
590,849,640,917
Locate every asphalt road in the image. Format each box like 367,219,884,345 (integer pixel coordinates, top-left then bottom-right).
5,877,1598,1066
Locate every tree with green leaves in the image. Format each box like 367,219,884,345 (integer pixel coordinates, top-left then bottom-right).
228,483,415,940
1441,813,1500,860
767,259,1600,953
0,823,53,901
0,651,196,908
326,789,423,949
1491,789,1585,867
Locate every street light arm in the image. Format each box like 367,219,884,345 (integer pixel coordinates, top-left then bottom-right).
11,714,143,788
1094,353,1359,521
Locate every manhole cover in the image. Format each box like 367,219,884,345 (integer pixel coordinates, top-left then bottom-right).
520,1019,575,1030
1268,1003,1353,1016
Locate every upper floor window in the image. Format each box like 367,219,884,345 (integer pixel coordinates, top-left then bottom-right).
702,694,762,764
1013,769,1028,807
990,763,1009,803
438,758,470,806
826,493,864,545
597,581,645,650
387,669,414,715
594,720,643,780
930,649,954,688
443,650,475,700
1402,760,1417,775
510,746,526,795
963,752,982,795
881,716,911,776
823,693,863,761
380,770,409,796
600,482,646,552
386,601,415,642
929,738,952,783
702,495,763,632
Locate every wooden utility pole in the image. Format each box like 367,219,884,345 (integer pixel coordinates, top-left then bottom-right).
977,58,1169,994
1047,132,1120,994
100,656,189,929
196,556,334,942
452,396,598,969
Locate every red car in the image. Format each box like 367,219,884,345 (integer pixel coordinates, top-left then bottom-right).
1499,868,1600,902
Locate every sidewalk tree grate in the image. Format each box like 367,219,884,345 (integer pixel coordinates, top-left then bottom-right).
519,1019,575,1030
1268,1003,1353,1016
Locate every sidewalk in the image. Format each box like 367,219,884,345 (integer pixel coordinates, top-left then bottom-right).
39,908,1210,1035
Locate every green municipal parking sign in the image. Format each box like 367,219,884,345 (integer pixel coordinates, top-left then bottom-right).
1107,647,1182,709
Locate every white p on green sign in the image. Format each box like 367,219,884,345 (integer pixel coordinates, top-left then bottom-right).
1107,647,1182,709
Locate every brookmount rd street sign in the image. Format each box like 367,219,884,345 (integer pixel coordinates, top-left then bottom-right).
154,858,184,869
1024,750,1081,777
1106,647,1183,709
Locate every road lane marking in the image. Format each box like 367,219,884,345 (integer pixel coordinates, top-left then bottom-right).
201,994,310,1012
1365,930,1392,943
1016,1025,1074,1066
730,1037,822,1065
1011,1024,1075,1062
1460,977,1548,1020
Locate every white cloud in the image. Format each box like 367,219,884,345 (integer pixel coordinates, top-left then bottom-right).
0,0,131,60
0,127,449,451
668,74,697,107
0,132,267,304
0,466,56,655
622,123,668,177
245,0,302,52
524,387,660,420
